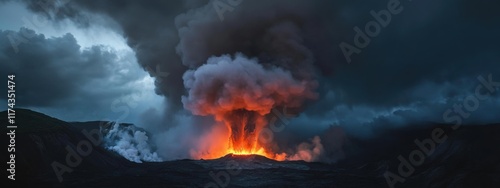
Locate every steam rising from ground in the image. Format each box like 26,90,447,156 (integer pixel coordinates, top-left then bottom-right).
105,123,162,163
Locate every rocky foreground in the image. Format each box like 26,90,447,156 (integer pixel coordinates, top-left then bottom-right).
2,109,499,187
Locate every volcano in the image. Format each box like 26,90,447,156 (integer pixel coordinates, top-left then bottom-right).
3,109,499,187
216,109,287,160
181,54,317,161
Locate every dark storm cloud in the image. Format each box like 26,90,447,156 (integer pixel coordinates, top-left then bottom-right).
18,0,332,111
301,0,500,135
0,28,147,121
19,0,205,113
13,0,500,129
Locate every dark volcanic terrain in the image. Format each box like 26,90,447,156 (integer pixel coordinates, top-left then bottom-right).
3,109,500,187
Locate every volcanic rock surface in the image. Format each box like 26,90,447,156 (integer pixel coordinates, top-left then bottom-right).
2,109,499,187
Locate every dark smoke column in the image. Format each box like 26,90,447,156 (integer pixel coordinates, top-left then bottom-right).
182,54,317,155
175,0,322,157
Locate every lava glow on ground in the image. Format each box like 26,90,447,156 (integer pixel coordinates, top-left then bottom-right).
195,150,286,161
190,110,288,161
225,148,287,161
194,139,287,161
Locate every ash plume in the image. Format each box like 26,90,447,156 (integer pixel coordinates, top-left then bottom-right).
19,0,335,112
182,54,317,157
182,54,317,117
15,0,337,161
173,0,331,159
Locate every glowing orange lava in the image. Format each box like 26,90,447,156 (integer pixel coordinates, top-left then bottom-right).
205,143,287,161
191,110,287,161
183,57,317,161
